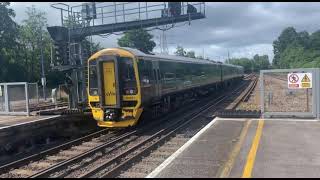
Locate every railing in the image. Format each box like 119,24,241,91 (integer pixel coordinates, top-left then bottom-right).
51,2,205,28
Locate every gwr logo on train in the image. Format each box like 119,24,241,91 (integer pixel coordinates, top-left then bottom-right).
287,73,312,89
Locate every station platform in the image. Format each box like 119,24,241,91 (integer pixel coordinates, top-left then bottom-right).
0,115,60,129
147,117,320,178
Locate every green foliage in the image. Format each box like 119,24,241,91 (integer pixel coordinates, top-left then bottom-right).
175,46,186,56
272,27,320,69
0,2,22,82
229,55,270,73
186,51,196,58
118,28,156,54
174,46,202,59
196,55,204,59
0,4,102,88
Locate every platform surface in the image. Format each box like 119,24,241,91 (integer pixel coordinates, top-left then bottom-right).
147,117,320,178
0,115,60,129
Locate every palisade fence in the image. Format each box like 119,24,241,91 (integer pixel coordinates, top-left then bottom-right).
0,82,69,116
260,68,320,119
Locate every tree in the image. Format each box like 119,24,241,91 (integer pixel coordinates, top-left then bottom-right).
0,2,18,50
229,58,253,73
118,28,156,53
253,54,270,70
272,27,300,68
229,54,270,73
272,26,320,69
175,46,198,59
0,2,23,82
186,51,196,58
175,46,186,56
20,5,49,82
196,55,204,59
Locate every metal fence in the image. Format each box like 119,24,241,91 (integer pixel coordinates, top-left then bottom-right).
0,82,43,115
260,68,320,119
0,82,71,116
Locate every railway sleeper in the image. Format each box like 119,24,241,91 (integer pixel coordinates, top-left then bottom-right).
46,155,70,161
150,151,173,157
120,171,147,178
156,146,179,153
10,169,34,177
129,164,156,172
140,157,166,165
28,161,53,169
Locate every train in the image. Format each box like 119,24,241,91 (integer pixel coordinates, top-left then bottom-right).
87,47,244,128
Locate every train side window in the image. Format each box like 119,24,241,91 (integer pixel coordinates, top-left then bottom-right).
138,60,152,86
157,69,161,81
153,69,157,82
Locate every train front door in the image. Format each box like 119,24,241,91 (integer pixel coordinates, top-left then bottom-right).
97,56,121,108
103,62,117,106
152,61,161,97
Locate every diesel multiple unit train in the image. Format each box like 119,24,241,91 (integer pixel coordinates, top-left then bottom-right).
88,47,244,128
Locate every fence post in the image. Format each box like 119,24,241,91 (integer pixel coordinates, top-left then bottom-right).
260,71,264,119
36,83,39,104
317,69,320,119
25,83,30,116
4,84,9,114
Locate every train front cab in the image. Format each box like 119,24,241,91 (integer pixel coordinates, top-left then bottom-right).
88,49,143,128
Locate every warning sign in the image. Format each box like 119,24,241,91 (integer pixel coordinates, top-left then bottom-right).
288,73,312,89
301,74,310,82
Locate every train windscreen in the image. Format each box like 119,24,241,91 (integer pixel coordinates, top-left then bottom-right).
89,60,99,96
119,57,137,95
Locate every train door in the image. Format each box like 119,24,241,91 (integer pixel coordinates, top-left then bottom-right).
97,56,121,108
152,61,161,97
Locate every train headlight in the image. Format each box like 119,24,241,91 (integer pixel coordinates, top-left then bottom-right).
124,88,137,95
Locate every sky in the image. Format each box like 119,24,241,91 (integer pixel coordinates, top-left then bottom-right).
9,2,320,63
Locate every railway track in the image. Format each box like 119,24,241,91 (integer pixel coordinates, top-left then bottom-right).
30,102,68,111
0,75,256,178
0,85,223,178
238,75,259,104
109,75,257,178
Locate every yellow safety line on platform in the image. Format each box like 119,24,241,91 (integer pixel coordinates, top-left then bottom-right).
219,119,252,178
242,119,264,178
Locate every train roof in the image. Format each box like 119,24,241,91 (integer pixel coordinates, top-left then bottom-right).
118,47,243,69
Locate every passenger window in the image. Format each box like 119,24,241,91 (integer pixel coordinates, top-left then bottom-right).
164,73,175,80
138,60,152,87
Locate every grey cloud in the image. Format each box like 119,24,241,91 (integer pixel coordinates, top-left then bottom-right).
9,2,320,62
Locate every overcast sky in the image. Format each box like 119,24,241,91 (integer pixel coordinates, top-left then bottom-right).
9,2,320,63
